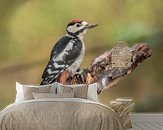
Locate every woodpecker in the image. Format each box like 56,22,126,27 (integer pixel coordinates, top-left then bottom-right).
40,20,98,85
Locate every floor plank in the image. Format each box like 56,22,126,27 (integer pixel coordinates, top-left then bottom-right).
127,114,163,130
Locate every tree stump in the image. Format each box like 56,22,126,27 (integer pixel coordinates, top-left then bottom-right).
66,41,152,94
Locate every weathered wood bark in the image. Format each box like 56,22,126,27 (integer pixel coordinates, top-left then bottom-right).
67,42,152,94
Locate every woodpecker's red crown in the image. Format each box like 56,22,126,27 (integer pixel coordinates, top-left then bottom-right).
67,19,83,27
71,19,82,23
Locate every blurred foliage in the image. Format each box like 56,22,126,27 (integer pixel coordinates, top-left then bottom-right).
0,0,163,112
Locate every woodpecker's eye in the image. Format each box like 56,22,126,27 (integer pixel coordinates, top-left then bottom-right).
76,23,81,27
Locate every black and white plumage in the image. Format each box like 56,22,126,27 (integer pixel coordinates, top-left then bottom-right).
40,20,97,85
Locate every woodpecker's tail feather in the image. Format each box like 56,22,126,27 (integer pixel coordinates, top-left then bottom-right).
40,76,57,85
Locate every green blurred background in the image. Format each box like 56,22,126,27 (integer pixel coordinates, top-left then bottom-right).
0,0,163,112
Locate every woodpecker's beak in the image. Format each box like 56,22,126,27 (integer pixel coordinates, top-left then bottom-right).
85,24,98,29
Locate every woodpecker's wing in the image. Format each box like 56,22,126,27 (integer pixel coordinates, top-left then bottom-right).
49,36,72,60
41,36,82,85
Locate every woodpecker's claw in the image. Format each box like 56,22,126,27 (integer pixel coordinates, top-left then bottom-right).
75,69,87,83
75,70,84,75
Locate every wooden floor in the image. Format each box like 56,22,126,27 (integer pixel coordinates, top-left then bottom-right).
127,114,163,130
